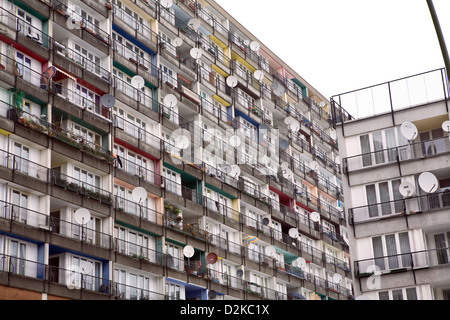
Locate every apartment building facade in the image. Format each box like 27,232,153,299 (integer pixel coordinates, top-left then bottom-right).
332,69,450,300
0,0,352,300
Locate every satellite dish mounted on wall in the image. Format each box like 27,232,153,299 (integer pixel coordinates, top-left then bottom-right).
160,0,173,8
400,122,418,141
250,41,260,52
236,269,243,278
292,257,306,269
399,182,416,198
333,273,343,284
272,81,285,97
442,120,450,141
206,252,218,264
208,290,217,300
309,161,319,172
254,70,264,81
265,246,276,258
418,172,439,194
163,94,178,108
101,94,115,109
190,48,203,60
172,37,183,47
289,228,299,239
226,76,238,88
310,211,320,223
74,208,91,225
183,245,195,259
131,75,145,90
132,187,148,204
188,18,200,30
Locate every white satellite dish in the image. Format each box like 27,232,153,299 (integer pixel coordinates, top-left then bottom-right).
418,172,439,194
272,81,285,97
226,76,238,88
400,122,418,141
188,18,200,30
172,37,183,47
284,117,300,131
442,120,450,141
335,156,341,165
183,245,195,258
243,39,250,46
292,257,306,269
229,135,242,148
254,70,264,81
250,41,260,52
132,187,148,203
74,208,91,225
222,164,232,175
330,130,337,140
309,161,319,172
310,211,320,223
265,246,276,258
80,261,93,274
281,167,293,179
229,164,241,178
131,75,145,90
174,134,190,149
399,182,416,198
163,94,178,108
284,116,296,126
190,48,203,60
289,228,299,239
332,273,343,284
160,0,173,8
100,94,115,109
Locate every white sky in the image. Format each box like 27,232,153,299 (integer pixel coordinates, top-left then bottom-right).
214,0,450,103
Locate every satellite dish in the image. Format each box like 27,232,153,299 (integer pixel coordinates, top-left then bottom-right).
206,252,218,264
442,121,450,141
175,134,190,149
320,101,326,108
172,37,183,47
332,273,343,284
292,257,306,269
188,18,200,30
222,164,232,175
399,182,416,198
160,0,173,8
310,211,320,223
183,245,195,258
400,122,418,141
100,94,115,109
335,156,341,165
229,164,241,178
229,135,242,148
272,81,285,97
265,246,276,258
44,66,57,79
132,187,147,203
289,228,299,239
281,167,293,179
250,41,260,52
342,234,349,245
254,70,264,81
236,269,244,278
309,161,319,172
243,39,250,46
74,208,91,225
262,217,270,226
163,94,178,108
418,172,439,194
330,130,337,140
190,48,203,60
208,290,217,300
280,139,289,150
131,75,145,90
80,261,93,274
226,76,238,88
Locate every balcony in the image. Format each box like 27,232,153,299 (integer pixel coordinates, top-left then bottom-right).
232,61,261,98
114,196,163,233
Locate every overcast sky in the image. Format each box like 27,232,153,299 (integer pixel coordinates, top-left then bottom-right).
214,0,450,102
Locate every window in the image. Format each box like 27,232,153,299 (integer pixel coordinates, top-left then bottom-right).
71,256,101,291
378,287,418,300
11,189,28,224
9,240,26,275
165,243,181,271
12,142,29,175
162,168,181,195
372,232,412,271
114,226,152,260
365,179,403,218
160,64,177,87
166,282,181,300
16,52,32,82
73,166,101,191
434,232,450,264
73,44,102,76
74,84,101,115
114,267,151,300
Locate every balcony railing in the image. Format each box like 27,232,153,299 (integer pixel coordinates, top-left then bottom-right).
355,246,450,278
113,76,159,112
112,39,159,78
344,136,450,173
350,189,450,224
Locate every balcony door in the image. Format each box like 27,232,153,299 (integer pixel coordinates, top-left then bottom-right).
372,232,412,272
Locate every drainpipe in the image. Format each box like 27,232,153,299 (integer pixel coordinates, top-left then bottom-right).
427,0,450,95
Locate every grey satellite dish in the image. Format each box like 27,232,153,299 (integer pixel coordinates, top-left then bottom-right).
254,70,264,81
80,261,93,274
131,75,145,90
309,161,319,172
132,187,147,204
229,135,241,148
100,94,115,109
226,76,238,88
400,122,418,141
280,139,289,150
332,273,343,284
236,269,243,278
399,182,416,198
160,0,173,8
250,41,260,52
310,211,320,223
262,217,270,226
292,257,306,269
265,246,276,258
289,228,299,239
172,37,183,47
208,290,217,300
418,172,439,193
163,94,178,108
230,164,241,178
188,18,200,30
74,208,91,225
183,245,195,258
190,48,203,60
272,81,285,97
